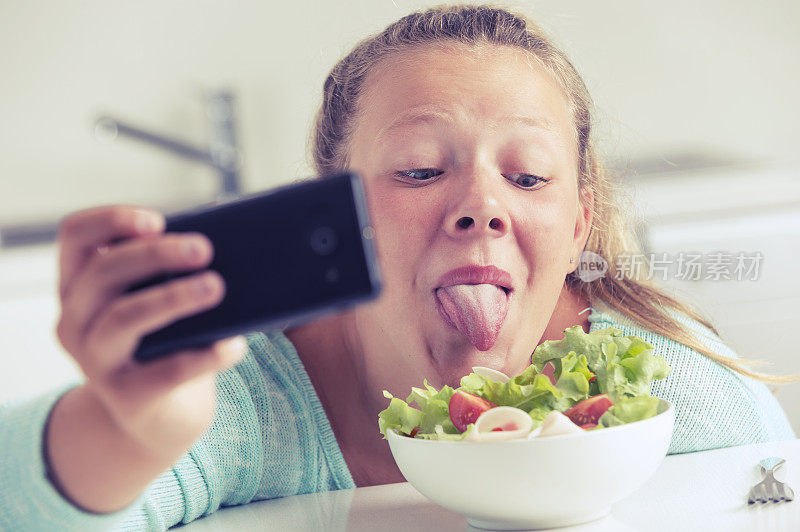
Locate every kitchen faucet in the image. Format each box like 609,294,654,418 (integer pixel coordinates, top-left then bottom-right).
94,90,242,203
0,91,243,248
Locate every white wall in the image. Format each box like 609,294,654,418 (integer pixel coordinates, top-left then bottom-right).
630,162,800,433
0,244,80,403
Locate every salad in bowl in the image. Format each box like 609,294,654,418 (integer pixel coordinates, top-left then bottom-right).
379,325,671,441
377,326,674,530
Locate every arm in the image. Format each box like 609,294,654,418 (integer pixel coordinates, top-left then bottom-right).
0,341,268,531
650,316,796,453
0,382,147,531
45,385,189,515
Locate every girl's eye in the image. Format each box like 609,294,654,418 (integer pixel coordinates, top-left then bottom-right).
506,173,550,190
394,168,443,182
393,169,550,190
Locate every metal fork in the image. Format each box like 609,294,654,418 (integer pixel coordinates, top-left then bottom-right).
748,457,795,504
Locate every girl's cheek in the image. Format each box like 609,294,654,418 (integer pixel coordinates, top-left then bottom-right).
514,199,575,257
369,187,433,262
363,180,397,238
515,196,559,233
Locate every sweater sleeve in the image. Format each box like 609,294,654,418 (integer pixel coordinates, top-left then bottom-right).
0,332,272,531
245,330,355,501
588,304,796,454
0,380,148,531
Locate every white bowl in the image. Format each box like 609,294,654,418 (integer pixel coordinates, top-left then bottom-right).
386,399,674,530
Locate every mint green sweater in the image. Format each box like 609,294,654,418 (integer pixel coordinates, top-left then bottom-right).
0,304,794,530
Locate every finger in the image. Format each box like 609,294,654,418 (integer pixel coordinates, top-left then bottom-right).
95,336,250,433
110,336,250,406
81,270,225,375
61,232,213,347
58,205,165,300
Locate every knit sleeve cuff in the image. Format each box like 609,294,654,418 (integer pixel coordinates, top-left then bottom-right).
0,383,147,531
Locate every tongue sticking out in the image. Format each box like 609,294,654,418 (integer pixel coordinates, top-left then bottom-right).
435,284,509,351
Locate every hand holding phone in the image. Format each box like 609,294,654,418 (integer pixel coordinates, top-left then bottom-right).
126,171,382,362
53,203,252,493
50,171,381,493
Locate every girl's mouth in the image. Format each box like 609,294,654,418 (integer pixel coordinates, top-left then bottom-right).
433,284,511,351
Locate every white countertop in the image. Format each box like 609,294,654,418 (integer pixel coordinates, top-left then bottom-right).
182,439,800,531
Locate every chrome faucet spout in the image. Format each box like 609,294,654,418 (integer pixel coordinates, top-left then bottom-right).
94,117,213,165
94,90,242,202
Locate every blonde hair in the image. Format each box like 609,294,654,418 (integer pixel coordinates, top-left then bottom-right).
309,3,795,383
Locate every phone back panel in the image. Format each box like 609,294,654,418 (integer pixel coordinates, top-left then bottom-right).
130,172,381,361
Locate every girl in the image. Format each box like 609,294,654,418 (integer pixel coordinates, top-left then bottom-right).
1,4,793,530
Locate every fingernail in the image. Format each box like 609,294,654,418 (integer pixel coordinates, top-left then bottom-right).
135,211,160,233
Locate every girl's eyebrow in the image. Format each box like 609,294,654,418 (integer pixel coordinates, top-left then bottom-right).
374,105,558,144
375,107,455,143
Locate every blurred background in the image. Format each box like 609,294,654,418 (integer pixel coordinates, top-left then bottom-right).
1,1,799,431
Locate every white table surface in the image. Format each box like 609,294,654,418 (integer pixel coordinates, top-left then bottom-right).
182,439,800,532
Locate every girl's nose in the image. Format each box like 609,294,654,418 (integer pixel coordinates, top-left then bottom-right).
455,216,504,232
443,172,510,239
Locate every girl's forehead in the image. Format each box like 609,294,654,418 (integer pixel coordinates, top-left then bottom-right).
356,44,573,142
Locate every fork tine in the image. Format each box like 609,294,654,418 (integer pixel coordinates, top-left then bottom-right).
775,482,787,502
769,482,781,503
757,484,769,503
751,484,762,504
749,457,795,504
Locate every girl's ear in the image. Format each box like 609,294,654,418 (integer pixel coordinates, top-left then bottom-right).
570,186,594,273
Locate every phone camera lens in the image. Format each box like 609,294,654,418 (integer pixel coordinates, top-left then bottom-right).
310,226,338,256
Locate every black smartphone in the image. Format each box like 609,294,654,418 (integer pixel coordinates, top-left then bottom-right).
126,171,382,362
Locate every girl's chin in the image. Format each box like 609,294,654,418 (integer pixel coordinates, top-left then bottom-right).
425,330,510,381
432,355,508,390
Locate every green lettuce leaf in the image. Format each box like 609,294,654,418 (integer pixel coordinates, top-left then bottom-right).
595,345,670,401
460,371,562,413
415,423,478,441
406,379,458,434
378,380,460,439
526,407,551,428
532,326,610,372
554,352,593,403
598,396,664,427
533,326,670,402
377,391,423,438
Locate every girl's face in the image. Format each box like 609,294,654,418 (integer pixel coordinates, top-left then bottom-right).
345,44,592,388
